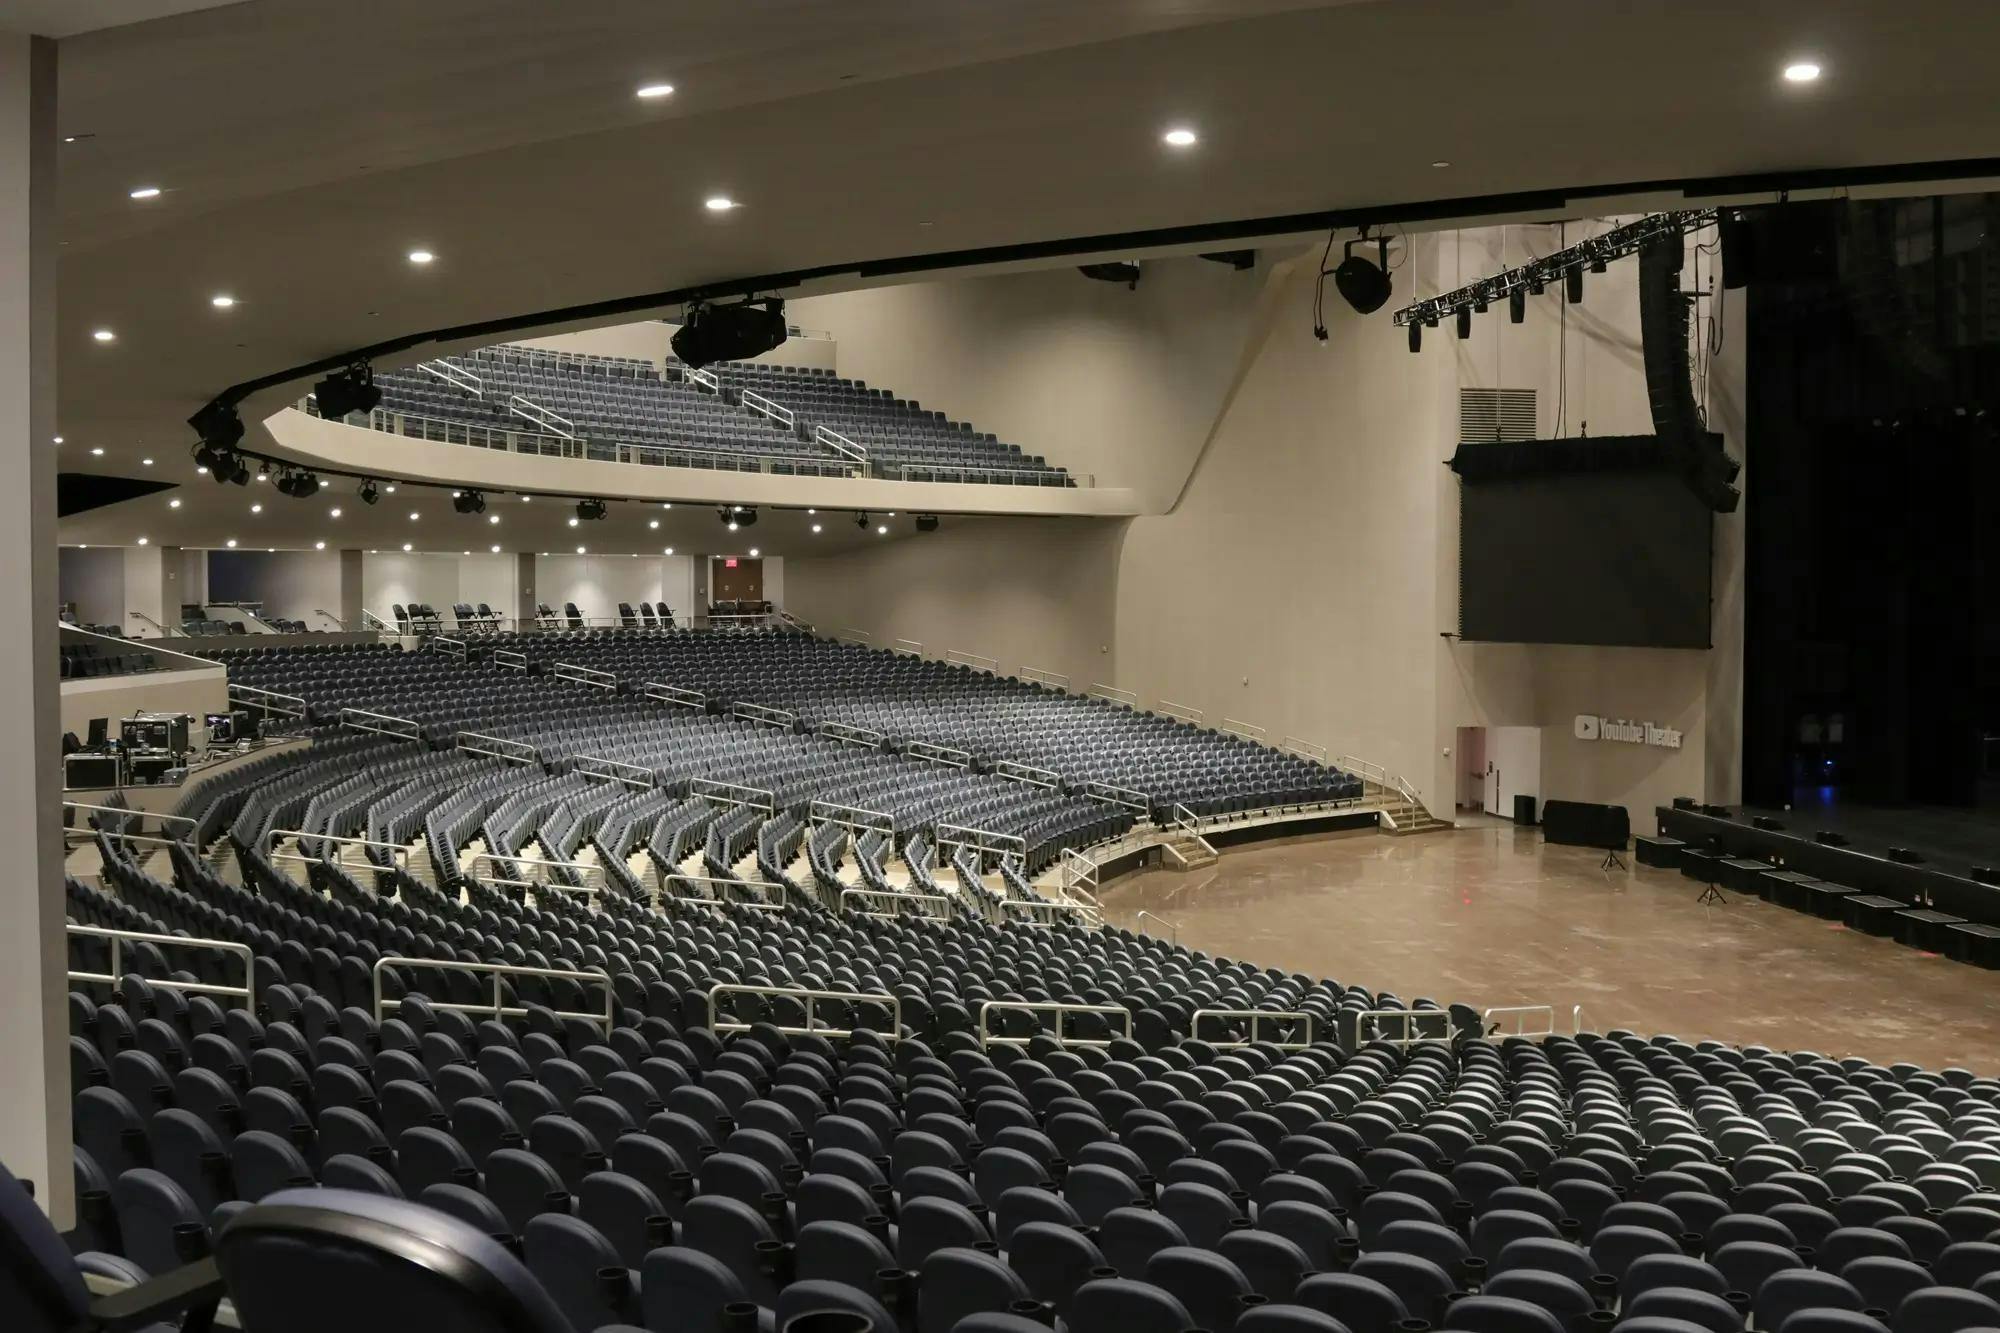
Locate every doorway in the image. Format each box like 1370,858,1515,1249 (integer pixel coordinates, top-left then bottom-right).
710,556,763,606
1455,725,1542,823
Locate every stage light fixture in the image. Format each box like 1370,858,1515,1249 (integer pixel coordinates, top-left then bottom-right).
453,489,487,515
1566,267,1584,303
915,514,939,533
1508,288,1526,324
1408,322,1422,354
358,479,380,505
1456,307,1472,340
575,498,607,521
313,362,381,420
671,298,787,369
193,402,245,453
276,468,322,498
1333,236,1393,314
854,512,870,529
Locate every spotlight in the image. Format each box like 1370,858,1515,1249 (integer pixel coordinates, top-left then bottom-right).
671,298,787,369
854,512,870,529
1333,236,1393,314
1508,288,1525,324
313,363,381,420
1565,267,1584,303
915,514,939,533
1407,322,1422,354
575,498,607,522
276,468,321,498
193,402,244,452
358,479,380,505
1456,307,1472,340
453,490,487,515
1078,261,1142,289
717,506,758,529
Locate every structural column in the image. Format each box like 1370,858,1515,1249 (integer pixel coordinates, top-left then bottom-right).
0,33,72,1224
338,548,364,629
123,542,173,637
515,552,537,628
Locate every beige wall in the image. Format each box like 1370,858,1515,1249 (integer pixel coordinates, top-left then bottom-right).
59,665,229,744
790,255,1274,506
784,516,1126,692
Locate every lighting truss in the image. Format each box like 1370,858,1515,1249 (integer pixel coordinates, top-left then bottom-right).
1391,209,1718,328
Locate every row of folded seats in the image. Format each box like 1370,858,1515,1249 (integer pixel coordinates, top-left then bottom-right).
24,729,2000,1332
180,619,243,636
61,642,159,678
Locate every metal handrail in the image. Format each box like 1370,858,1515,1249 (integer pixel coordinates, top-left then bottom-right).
839,887,953,919
456,731,542,765
340,707,423,742
998,897,1093,927
574,755,655,789
978,999,1131,1049
373,956,612,1033
946,648,1000,675
810,800,895,835
126,610,172,636
1352,1007,1452,1047
229,683,308,719
1135,909,1181,944
937,823,1026,858
1282,735,1329,763
1481,1005,1563,1039
732,701,797,730
1192,1008,1317,1050
904,739,972,769
494,649,529,672
360,608,397,633
685,367,721,391
67,925,254,1008
311,608,349,631
1332,753,1424,808
692,776,774,812
879,459,1077,486
739,389,795,427
1158,699,1205,725
1081,780,1150,814
1221,718,1267,741
467,851,605,898
1018,665,1070,691
707,982,900,1040
813,424,868,463
891,638,923,658
644,681,707,710
836,627,872,645
418,358,483,396
1088,683,1138,708
553,661,619,690
1060,847,1100,896
63,803,198,852
432,636,467,660
507,393,575,439
265,827,410,868
655,873,788,912
817,720,885,749
993,759,1062,789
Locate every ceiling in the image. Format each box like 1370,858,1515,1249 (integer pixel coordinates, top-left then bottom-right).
46,0,2000,543
4,1,243,39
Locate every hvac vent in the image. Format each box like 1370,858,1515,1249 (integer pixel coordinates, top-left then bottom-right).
1458,388,1538,443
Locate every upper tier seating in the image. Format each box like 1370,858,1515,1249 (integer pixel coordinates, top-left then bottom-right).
28,728,2000,1331
459,628,1361,818
371,346,851,476
713,358,1072,485
60,641,159,680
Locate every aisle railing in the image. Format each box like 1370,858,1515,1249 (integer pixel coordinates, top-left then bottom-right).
373,956,612,1033
68,925,255,1009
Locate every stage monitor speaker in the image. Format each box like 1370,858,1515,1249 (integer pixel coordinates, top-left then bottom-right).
1672,796,1699,810
1541,800,1631,851
1513,794,1537,826
1751,815,1786,831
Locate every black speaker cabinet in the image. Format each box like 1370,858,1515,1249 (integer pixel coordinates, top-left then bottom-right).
1541,800,1631,851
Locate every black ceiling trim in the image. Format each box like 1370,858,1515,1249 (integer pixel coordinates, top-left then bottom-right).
192,154,2000,432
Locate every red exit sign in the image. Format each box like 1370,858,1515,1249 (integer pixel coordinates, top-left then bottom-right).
724,558,738,568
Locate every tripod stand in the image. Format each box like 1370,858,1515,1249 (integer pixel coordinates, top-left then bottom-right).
1600,847,1627,872
1694,863,1727,906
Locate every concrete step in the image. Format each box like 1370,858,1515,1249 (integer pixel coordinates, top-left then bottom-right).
1161,836,1219,872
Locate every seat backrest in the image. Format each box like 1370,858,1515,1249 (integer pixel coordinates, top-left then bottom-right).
0,1160,90,1333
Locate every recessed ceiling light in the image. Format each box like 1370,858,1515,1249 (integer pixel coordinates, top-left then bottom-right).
210,294,236,308
249,502,262,513
136,537,148,546
315,541,326,550
648,519,660,529
886,512,896,518
491,544,501,553
78,544,86,549
267,548,275,553
195,466,207,474
329,507,342,517
663,546,674,555
489,514,500,524
89,447,103,456
462,550,469,556
92,329,115,342
128,186,161,200
408,510,419,520
384,485,397,493
704,196,738,212
876,524,887,535
402,542,413,551
661,502,672,509
806,507,816,515
168,498,181,508
407,249,435,264
1431,160,1452,169
225,538,237,548
576,545,586,554
141,457,153,466
1162,127,1198,148
1783,61,1822,83
726,521,738,532
568,516,579,527
52,435,62,444
811,524,822,533
748,547,760,557
521,495,531,503
636,82,675,99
